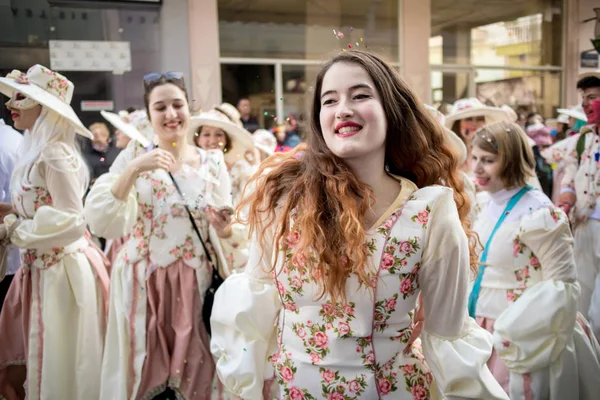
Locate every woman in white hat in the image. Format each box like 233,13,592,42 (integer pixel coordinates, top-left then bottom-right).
446,98,509,151
84,73,233,400
425,105,478,222
0,65,108,399
191,107,259,280
192,106,258,204
557,104,588,136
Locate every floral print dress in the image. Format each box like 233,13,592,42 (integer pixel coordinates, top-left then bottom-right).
84,140,232,400
473,186,600,399
211,177,508,400
0,143,106,400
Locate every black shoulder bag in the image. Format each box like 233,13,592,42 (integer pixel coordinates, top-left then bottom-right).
168,171,224,336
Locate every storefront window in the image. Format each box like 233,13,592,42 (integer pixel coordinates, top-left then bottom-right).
0,0,160,127
430,0,562,118
218,0,398,60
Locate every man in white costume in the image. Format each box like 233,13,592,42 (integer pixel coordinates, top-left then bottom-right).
556,70,600,337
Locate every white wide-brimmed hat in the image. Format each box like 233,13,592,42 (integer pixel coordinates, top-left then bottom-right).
444,98,509,129
214,102,243,128
557,104,588,123
501,105,518,122
425,104,467,165
252,129,277,156
578,70,600,82
101,110,154,148
0,65,92,139
190,108,255,164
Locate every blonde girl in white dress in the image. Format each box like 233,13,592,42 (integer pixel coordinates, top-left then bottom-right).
470,120,600,399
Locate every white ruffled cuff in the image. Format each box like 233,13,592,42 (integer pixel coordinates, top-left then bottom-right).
4,206,85,250
210,273,280,399
492,280,578,373
422,317,509,400
84,173,138,239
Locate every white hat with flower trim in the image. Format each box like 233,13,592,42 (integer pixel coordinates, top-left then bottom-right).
252,129,277,156
101,109,154,148
0,65,92,139
214,102,243,128
190,108,255,164
424,105,467,165
444,98,510,129
556,104,588,123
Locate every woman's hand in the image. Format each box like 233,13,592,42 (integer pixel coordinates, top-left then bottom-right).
206,206,233,238
130,148,176,175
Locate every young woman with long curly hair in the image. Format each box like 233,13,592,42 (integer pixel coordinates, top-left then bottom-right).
210,50,508,400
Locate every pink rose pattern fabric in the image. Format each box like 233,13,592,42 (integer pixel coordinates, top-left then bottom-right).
268,190,438,398
507,206,566,303
121,141,220,269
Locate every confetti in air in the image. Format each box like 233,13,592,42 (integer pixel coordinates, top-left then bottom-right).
337,32,344,38
348,44,352,48
100,157,105,162
172,142,177,147
264,111,268,116
350,27,353,31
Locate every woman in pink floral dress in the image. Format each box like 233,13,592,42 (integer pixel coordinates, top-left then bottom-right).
470,121,600,399
84,74,232,399
210,50,508,399
0,66,108,399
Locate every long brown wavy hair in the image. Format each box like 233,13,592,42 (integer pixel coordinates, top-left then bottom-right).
238,50,477,303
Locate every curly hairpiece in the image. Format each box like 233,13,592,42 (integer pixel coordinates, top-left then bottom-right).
237,50,478,304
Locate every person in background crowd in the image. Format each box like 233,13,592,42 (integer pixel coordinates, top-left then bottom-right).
237,97,260,133
525,111,544,127
551,113,571,142
556,104,589,137
524,116,554,198
556,70,600,340
272,125,291,153
445,98,508,173
0,118,22,311
282,113,302,148
113,110,133,149
83,121,121,185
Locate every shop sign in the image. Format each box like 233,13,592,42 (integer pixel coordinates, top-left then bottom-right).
50,40,132,73
81,100,114,112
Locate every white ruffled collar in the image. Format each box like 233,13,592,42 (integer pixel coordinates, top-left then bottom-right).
489,186,525,206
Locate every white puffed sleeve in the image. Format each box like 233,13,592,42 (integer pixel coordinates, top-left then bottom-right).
210,220,281,399
418,188,509,400
83,141,138,239
4,143,87,250
492,206,579,373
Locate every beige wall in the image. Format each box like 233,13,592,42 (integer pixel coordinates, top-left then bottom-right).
399,0,432,104
187,0,222,111
563,0,599,108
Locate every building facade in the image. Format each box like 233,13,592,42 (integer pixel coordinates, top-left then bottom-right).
0,0,598,129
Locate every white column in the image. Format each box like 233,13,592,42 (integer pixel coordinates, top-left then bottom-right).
187,0,222,111
398,0,432,104
160,0,192,100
